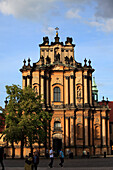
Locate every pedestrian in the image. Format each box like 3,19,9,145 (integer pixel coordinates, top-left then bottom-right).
25,153,33,170
46,149,49,159
0,146,5,170
59,148,64,167
48,147,54,168
33,151,39,170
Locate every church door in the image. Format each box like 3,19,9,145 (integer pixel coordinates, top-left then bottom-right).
53,138,62,157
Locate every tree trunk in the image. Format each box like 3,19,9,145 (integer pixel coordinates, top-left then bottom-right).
30,143,33,156
12,142,15,159
21,138,24,159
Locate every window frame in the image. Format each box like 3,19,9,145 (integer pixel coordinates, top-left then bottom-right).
53,86,61,102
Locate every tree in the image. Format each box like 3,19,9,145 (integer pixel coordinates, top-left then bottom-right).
0,107,5,140
18,86,52,155
4,85,52,158
4,84,23,158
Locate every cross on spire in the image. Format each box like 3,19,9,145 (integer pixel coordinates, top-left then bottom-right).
55,27,59,37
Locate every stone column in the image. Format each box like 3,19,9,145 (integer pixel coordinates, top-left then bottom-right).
66,117,69,146
70,116,74,146
65,76,68,105
90,115,93,146
102,117,106,146
107,118,110,146
70,75,74,105
89,75,92,105
84,115,88,146
84,72,88,104
41,73,44,101
27,75,31,87
46,75,49,106
23,76,27,88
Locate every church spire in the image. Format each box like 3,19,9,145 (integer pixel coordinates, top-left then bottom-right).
92,77,98,102
55,27,60,43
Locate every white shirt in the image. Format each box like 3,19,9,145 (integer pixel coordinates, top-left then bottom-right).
49,149,54,158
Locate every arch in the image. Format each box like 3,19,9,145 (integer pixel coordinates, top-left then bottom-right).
54,86,61,102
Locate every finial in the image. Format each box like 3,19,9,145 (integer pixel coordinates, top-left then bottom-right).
106,97,109,106
4,98,8,107
55,27,59,37
23,59,26,66
84,58,87,67
88,59,91,67
102,96,104,101
28,58,31,66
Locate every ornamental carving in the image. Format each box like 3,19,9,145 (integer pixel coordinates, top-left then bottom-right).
77,86,81,102
52,76,63,85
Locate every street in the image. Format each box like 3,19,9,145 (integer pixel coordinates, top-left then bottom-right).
1,157,113,170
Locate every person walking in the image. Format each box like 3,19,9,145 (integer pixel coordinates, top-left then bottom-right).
33,151,39,170
48,147,54,168
25,153,33,170
59,148,64,167
0,146,5,170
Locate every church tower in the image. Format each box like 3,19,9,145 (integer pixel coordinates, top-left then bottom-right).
20,29,111,156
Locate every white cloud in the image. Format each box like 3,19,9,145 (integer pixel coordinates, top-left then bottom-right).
1,0,113,32
66,9,81,19
42,26,55,37
0,0,56,20
87,18,113,32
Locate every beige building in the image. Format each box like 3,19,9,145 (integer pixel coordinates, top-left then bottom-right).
20,31,111,156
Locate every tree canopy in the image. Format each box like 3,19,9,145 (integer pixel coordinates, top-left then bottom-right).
3,84,52,156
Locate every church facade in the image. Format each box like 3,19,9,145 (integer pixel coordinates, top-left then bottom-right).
20,31,111,156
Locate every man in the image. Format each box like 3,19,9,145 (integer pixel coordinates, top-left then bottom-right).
48,147,54,168
33,151,39,170
59,148,64,167
0,146,5,170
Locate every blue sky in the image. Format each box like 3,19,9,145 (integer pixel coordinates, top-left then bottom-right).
0,0,113,107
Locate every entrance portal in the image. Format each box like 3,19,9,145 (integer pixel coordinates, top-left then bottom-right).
53,138,62,157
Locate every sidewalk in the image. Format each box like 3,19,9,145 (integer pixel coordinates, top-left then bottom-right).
4,167,113,170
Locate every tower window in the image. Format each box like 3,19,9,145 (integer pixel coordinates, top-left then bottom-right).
54,87,61,102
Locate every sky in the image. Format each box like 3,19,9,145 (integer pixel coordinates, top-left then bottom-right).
0,0,113,108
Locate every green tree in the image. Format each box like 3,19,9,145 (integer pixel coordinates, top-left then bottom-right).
0,107,5,141
4,85,52,158
4,84,23,158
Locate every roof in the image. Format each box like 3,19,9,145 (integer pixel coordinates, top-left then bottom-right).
108,101,113,122
99,101,113,123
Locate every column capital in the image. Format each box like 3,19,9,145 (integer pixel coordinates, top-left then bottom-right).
23,76,27,79
71,75,74,79
65,76,69,79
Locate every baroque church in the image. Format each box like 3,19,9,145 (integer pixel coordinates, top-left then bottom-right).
20,29,111,156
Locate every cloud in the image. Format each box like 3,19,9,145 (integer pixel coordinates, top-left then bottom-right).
95,0,113,19
0,0,113,32
0,0,56,20
42,26,55,37
66,9,81,19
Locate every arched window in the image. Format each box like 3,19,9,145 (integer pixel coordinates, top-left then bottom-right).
34,86,38,93
54,121,61,130
54,87,60,102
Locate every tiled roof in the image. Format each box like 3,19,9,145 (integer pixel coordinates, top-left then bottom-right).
99,101,113,122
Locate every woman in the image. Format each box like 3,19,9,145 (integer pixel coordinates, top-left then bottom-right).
25,153,33,170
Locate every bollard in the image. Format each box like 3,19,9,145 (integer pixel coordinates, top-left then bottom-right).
104,152,106,158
